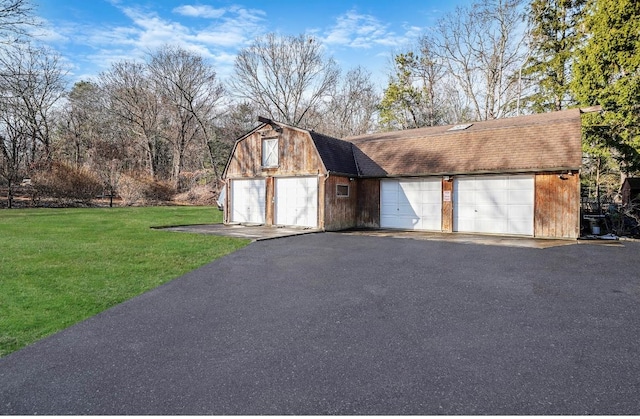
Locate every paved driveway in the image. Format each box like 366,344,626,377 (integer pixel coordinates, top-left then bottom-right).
1,234,639,415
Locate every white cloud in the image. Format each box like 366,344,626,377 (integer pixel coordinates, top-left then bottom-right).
173,5,226,19
324,10,389,48
323,9,425,50
30,18,69,43
49,3,269,82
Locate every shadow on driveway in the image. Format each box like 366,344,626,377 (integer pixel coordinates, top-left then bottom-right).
1,233,639,414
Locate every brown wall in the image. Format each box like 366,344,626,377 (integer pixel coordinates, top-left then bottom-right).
265,176,275,225
356,178,381,228
224,125,328,227
534,173,580,239
441,178,453,232
323,175,358,231
225,126,325,179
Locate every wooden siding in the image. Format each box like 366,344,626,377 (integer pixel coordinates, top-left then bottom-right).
265,176,275,225
223,181,230,223
323,175,358,231
357,178,381,228
225,126,325,178
534,173,580,239
442,178,453,232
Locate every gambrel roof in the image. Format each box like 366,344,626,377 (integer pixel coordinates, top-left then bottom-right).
224,109,586,180
309,131,360,176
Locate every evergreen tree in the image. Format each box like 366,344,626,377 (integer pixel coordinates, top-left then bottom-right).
571,0,640,174
379,42,445,131
523,0,586,112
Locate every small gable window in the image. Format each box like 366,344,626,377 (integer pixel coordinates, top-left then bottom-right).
262,138,278,168
336,184,349,197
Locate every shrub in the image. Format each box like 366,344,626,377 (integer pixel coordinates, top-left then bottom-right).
144,179,175,202
31,161,104,204
117,173,176,206
117,174,146,206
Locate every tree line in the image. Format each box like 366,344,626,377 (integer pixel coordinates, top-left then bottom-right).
0,0,638,208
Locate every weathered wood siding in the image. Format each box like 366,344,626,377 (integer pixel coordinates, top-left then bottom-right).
323,175,358,231
224,125,327,227
441,178,453,232
534,173,580,239
223,181,230,224
357,178,381,228
265,176,275,225
225,126,325,178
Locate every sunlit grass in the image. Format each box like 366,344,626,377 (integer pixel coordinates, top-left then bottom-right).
0,207,249,357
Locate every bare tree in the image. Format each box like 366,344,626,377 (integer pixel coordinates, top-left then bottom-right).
0,106,28,207
230,33,340,127
148,45,225,186
215,101,259,141
0,44,65,205
434,0,527,120
0,0,35,45
0,44,66,162
56,81,102,167
318,66,379,137
99,61,167,178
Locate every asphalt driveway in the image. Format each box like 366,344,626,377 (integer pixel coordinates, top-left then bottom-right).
1,234,639,415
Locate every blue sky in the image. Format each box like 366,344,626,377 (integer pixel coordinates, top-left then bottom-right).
33,0,471,89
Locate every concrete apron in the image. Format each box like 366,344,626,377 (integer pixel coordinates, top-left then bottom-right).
342,229,626,249
159,224,624,248
158,224,321,241
339,230,577,249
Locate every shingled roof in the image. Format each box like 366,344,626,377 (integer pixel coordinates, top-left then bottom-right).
309,131,360,176
346,108,583,177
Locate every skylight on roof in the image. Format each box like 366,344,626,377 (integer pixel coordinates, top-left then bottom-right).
447,123,473,131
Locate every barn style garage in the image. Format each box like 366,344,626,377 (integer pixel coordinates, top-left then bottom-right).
221,109,587,239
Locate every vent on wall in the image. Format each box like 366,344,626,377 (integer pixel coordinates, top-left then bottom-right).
447,123,473,131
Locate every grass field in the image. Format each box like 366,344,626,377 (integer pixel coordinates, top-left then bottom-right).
0,206,249,358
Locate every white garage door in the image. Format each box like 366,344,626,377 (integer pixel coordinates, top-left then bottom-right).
275,177,318,228
453,175,534,236
381,178,442,230
231,179,266,224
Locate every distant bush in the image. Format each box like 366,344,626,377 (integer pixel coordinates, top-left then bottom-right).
173,184,216,205
117,173,176,206
117,174,145,206
31,162,104,204
144,179,175,202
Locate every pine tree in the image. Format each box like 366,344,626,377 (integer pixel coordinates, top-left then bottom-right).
379,48,444,131
571,0,640,174
523,0,586,112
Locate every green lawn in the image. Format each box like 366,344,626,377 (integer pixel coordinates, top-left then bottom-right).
0,206,250,358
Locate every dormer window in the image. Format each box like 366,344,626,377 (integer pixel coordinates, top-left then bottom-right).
262,138,278,168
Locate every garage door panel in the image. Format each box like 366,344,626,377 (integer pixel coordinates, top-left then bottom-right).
275,177,318,228
421,204,442,218
508,219,532,235
231,179,266,224
454,175,534,236
381,178,442,231
508,177,533,188
476,204,508,217
509,204,534,214
397,205,418,217
456,206,477,218
400,182,420,193
508,190,534,204
477,192,508,206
